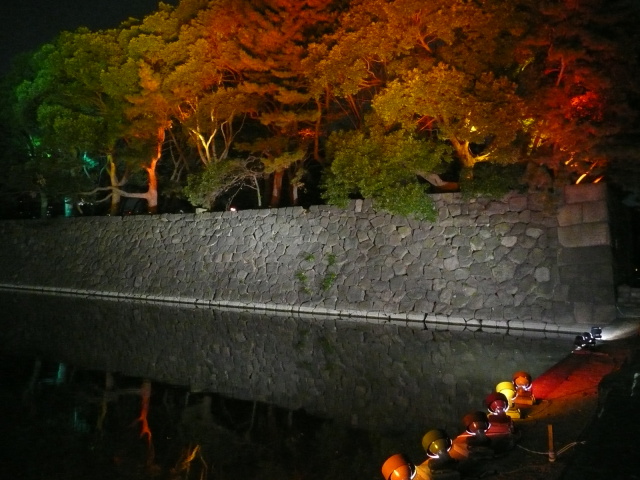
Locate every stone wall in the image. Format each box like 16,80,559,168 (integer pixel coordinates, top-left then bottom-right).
0,184,616,331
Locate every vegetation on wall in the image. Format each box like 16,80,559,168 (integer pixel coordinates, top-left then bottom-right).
296,252,341,296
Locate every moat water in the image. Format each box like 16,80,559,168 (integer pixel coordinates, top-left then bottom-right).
0,291,577,480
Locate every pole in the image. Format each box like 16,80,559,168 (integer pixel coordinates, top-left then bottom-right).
548,424,556,462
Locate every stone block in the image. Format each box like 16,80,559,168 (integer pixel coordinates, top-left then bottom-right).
582,201,608,223
534,267,551,282
593,305,616,324
557,246,613,266
557,223,610,247
567,283,615,304
557,204,583,226
573,302,594,325
552,301,576,324
491,262,517,283
501,235,518,247
559,263,614,283
564,183,606,204
508,247,529,265
508,195,528,211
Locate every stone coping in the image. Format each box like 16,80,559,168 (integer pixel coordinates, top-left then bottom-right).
0,283,591,337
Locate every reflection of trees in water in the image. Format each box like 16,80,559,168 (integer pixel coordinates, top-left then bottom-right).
2,356,404,480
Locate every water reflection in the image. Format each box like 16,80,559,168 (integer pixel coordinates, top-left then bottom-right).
2,356,393,479
0,291,576,479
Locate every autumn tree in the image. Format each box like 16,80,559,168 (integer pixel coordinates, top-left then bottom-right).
517,0,640,190
5,0,637,219
101,5,187,214
305,0,534,215
187,0,342,208
166,0,265,209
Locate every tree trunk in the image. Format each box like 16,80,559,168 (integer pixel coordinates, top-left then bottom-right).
144,127,164,214
313,99,323,162
450,137,477,181
253,176,262,208
115,127,164,214
109,193,121,216
107,156,121,216
269,170,284,208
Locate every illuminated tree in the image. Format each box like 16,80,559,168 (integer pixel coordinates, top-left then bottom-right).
517,0,640,189
323,113,452,220
189,0,341,207
10,35,118,216
372,66,525,180
4,0,637,219
306,0,533,208
103,5,188,214
164,1,264,209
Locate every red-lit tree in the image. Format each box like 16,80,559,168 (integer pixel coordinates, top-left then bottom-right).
517,0,640,189
188,0,342,207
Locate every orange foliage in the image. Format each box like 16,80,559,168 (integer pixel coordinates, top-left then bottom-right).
569,91,603,122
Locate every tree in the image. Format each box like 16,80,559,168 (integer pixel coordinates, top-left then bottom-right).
4,0,637,219
322,113,452,220
9,39,111,216
517,0,640,189
372,65,525,180
183,156,263,210
9,26,161,216
312,0,531,209
162,1,264,209
190,0,341,207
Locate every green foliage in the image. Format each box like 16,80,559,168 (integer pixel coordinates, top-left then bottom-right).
321,272,337,291
373,67,525,167
295,251,341,295
322,115,451,221
184,158,260,209
460,162,527,199
295,270,311,294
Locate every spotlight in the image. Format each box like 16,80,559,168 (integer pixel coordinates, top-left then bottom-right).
484,391,509,415
449,411,494,461
422,429,452,459
483,392,516,452
573,332,597,350
496,381,520,418
462,411,491,446
484,392,514,435
381,453,416,480
512,371,535,406
422,429,457,474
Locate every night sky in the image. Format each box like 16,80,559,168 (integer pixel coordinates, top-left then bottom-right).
1,0,177,73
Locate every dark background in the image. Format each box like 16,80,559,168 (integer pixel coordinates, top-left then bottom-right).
1,0,177,74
